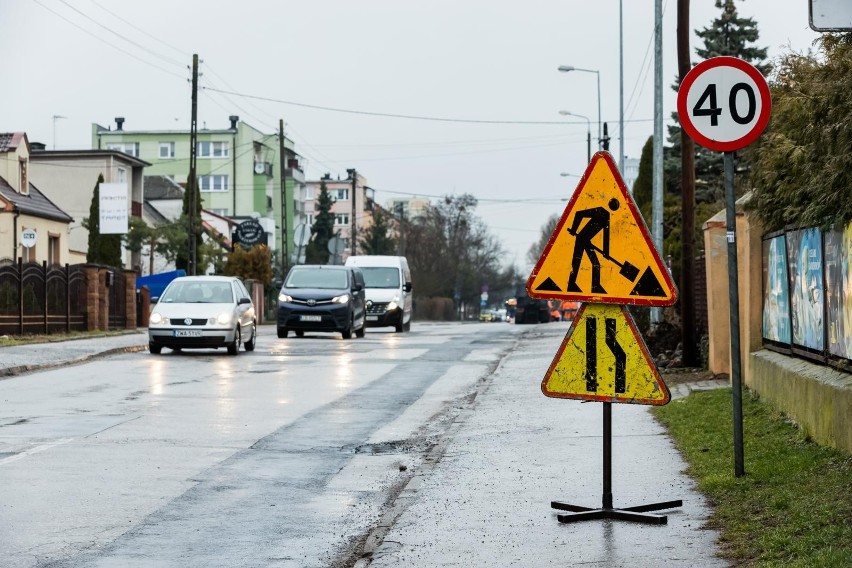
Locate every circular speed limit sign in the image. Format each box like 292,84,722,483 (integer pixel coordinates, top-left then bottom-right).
677,56,771,152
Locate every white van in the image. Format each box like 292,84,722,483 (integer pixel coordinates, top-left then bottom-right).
344,255,413,332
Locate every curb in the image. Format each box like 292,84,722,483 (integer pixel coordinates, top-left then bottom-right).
0,344,149,379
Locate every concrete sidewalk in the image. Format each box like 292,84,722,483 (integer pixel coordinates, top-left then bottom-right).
361,322,728,567
0,330,149,378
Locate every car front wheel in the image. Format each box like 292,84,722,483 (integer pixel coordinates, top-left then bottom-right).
149,343,162,355
244,322,256,351
227,326,241,355
277,327,288,338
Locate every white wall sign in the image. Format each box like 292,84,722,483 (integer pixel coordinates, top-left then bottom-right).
99,182,129,234
21,229,37,248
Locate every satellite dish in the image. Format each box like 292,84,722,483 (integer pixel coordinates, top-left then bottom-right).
254,162,265,175
327,236,346,255
293,223,311,247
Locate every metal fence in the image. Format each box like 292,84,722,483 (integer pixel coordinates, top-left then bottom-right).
0,259,88,335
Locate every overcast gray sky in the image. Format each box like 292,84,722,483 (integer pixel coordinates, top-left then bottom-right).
2,0,820,270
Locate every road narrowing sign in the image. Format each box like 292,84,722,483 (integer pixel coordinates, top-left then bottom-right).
527,152,677,307
541,303,671,405
677,56,771,153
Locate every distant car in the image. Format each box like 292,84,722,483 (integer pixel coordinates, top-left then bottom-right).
147,275,257,355
479,310,494,322
492,308,507,322
277,265,367,339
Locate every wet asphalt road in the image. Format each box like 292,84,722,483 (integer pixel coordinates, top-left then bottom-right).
0,322,522,567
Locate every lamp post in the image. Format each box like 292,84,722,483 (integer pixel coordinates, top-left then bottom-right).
558,110,591,163
557,66,601,150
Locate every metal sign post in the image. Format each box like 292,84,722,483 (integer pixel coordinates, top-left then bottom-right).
552,401,683,524
678,56,772,477
530,154,681,524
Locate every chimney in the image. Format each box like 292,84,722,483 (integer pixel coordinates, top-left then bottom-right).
229,115,239,130
115,117,125,131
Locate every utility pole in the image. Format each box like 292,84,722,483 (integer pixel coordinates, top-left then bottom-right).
348,168,357,256
279,119,289,270
618,0,625,173
188,53,199,276
651,0,664,327
677,0,699,367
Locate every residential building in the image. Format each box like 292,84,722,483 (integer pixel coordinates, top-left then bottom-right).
141,175,237,276
305,171,373,262
28,145,149,267
91,116,307,269
622,156,640,193
386,196,430,221
0,133,73,264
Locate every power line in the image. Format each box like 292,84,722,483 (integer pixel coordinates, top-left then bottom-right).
86,0,187,57
202,86,579,125
56,0,185,68
31,0,186,80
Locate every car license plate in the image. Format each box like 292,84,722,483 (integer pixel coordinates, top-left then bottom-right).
174,329,202,337
300,315,322,322
366,315,378,321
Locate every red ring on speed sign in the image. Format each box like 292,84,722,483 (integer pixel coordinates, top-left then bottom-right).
677,56,771,152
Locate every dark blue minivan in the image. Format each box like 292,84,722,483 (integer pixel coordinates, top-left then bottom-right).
276,265,366,339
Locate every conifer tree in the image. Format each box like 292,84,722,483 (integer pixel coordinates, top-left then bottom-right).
359,210,397,255
83,174,122,267
305,180,336,264
666,0,769,206
176,175,203,272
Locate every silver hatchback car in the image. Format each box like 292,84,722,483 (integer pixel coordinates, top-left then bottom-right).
148,275,256,355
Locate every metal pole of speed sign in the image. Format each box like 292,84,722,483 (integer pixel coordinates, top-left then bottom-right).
678,56,771,478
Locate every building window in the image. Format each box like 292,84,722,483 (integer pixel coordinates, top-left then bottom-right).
48,234,60,266
335,213,350,225
197,141,229,158
333,188,349,200
19,159,27,194
199,175,229,192
117,167,127,184
210,208,229,216
159,142,175,158
106,143,139,157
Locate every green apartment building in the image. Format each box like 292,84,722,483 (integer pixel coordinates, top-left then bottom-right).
91,116,307,268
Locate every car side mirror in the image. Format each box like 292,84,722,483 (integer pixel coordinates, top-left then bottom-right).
353,283,363,292
404,283,412,293
238,297,252,305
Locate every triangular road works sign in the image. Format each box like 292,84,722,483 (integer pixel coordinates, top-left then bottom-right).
527,152,677,306
542,304,671,405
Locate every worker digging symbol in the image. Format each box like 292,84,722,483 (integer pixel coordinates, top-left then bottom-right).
561,198,664,297
567,198,625,294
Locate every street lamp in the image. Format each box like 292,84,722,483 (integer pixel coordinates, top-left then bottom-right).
558,110,591,163
557,66,601,151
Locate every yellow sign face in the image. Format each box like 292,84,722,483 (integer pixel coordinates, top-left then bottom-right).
541,303,670,405
527,152,677,307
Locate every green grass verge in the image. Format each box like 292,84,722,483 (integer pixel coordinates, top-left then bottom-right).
652,388,851,567
0,330,132,347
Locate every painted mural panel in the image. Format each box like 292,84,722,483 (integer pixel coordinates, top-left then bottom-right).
786,228,824,351
762,235,791,344
825,223,852,359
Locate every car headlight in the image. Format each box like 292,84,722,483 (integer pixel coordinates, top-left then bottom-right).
278,293,293,302
216,312,233,325
331,294,350,304
149,312,163,325
387,296,400,311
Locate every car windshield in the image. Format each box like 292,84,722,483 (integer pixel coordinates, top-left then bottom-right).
160,281,233,303
285,269,348,289
360,267,400,289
